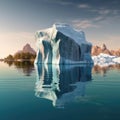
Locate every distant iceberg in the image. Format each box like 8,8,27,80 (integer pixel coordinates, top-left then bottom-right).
34,23,93,64
92,53,120,67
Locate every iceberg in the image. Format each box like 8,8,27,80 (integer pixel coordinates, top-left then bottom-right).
34,23,93,64
92,53,120,67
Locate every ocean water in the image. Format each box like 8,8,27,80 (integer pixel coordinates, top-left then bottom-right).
0,62,120,120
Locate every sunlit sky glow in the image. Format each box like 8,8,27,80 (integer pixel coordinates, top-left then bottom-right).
0,0,120,58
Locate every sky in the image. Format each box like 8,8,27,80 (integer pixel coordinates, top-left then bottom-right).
0,0,120,58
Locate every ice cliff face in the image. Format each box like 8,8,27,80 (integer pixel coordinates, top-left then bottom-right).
35,23,92,64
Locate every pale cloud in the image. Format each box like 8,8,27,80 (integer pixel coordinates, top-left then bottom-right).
112,10,120,15
72,20,99,29
44,0,73,5
58,1,73,5
91,9,120,17
99,9,110,15
78,4,90,8
93,16,104,21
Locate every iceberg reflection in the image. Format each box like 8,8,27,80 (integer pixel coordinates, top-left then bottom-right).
35,64,93,108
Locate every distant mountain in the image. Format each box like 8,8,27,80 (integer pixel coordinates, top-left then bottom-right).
91,44,120,56
15,43,36,55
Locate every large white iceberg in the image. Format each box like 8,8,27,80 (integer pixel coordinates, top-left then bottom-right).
35,23,93,64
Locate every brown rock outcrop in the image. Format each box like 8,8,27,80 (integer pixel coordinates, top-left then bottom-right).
92,44,120,56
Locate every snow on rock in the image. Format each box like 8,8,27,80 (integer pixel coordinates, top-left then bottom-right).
35,23,93,64
92,53,120,66
113,57,120,63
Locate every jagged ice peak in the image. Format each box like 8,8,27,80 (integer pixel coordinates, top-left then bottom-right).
36,23,90,45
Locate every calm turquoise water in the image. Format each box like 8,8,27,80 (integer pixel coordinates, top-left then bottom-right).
0,62,120,120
